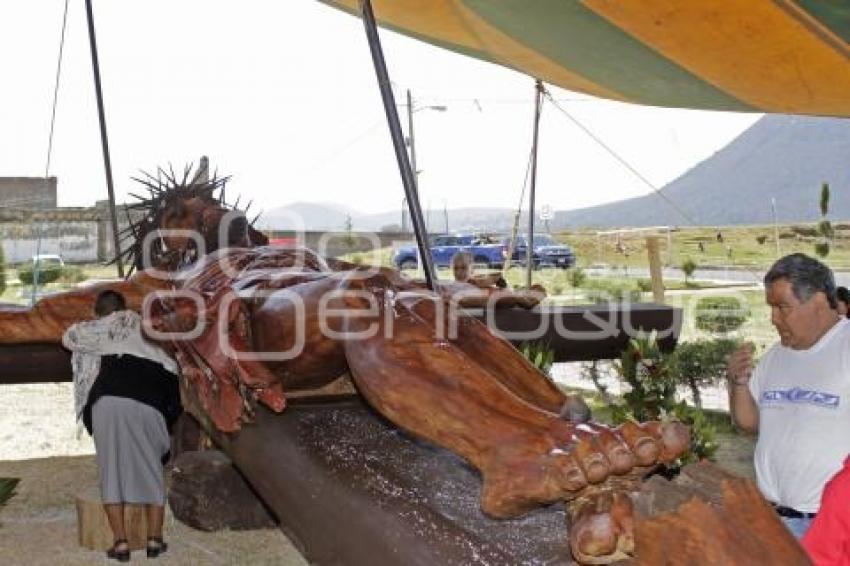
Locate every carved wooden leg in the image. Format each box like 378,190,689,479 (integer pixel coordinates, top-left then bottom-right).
342,290,688,519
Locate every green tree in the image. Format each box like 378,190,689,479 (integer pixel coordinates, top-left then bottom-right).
681,258,697,284
668,339,740,408
815,182,832,258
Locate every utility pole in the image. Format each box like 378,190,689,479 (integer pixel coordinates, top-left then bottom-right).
526,80,544,289
401,198,408,233
407,89,418,190
85,0,123,278
443,201,449,233
360,0,437,289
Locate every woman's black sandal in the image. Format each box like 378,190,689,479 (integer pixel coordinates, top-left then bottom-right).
147,536,168,558
106,539,130,562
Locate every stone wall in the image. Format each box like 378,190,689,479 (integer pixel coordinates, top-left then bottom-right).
0,177,57,209
0,220,99,263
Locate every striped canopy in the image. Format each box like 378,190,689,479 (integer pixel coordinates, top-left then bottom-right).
320,0,850,117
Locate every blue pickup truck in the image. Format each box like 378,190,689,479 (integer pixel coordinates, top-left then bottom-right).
392,234,507,270
501,234,576,269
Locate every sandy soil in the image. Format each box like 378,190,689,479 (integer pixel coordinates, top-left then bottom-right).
0,383,307,565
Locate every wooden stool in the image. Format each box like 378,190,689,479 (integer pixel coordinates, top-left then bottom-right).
75,487,148,551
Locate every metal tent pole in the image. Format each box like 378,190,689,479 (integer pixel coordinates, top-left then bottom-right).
85,0,124,278
526,80,544,289
359,0,437,290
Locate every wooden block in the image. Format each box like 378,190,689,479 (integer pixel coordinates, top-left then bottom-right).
75,487,148,551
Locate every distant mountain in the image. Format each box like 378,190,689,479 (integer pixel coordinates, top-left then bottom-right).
553,115,850,228
260,115,850,232
259,201,363,231
260,203,530,233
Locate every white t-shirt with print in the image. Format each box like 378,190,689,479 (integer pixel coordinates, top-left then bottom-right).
749,318,850,513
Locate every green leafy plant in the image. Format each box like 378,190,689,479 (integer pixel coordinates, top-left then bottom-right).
666,401,718,463
694,296,749,333
519,341,555,381
636,278,652,293
612,330,678,422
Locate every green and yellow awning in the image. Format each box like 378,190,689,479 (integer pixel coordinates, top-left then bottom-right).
319,0,850,117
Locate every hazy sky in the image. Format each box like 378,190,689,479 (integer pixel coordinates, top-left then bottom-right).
1,0,761,216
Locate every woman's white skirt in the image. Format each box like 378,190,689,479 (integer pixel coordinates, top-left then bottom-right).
92,396,169,505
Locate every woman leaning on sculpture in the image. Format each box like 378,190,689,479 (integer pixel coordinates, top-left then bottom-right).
62,290,182,562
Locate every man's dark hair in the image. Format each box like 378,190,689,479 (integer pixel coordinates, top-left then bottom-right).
764,253,836,308
94,290,126,317
837,286,850,308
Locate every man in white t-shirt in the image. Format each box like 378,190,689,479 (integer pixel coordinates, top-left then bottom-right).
727,253,850,540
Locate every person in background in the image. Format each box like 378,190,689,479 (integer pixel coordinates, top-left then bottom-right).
835,286,850,318
801,455,850,564
726,254,850,540
63,290,181,562
451,251,507,289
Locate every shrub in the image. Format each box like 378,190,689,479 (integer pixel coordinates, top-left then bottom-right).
17,263,62,285
609,331,718,463
568,267,586,288
694,296,749,333
668,338,740,408
755,235,767,245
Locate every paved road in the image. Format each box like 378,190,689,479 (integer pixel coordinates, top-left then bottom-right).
588,266,850,286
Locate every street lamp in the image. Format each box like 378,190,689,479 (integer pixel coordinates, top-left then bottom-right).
405,89,447,191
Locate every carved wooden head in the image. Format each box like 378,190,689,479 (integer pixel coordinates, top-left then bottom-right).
117,164,268,275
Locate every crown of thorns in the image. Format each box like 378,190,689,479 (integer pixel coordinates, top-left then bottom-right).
113,164,259,277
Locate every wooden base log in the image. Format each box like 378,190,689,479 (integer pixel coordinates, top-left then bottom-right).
632,462,811,566
75,487,148,551
168,450,277,531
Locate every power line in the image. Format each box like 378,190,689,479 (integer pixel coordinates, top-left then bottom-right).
541,87,695,225
32,0,70,304
540,86,762,283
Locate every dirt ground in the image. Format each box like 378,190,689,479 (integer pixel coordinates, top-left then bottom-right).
0,384,307,565
0,382,756,565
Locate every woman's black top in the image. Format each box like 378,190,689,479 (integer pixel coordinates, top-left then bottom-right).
82,353,182,435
